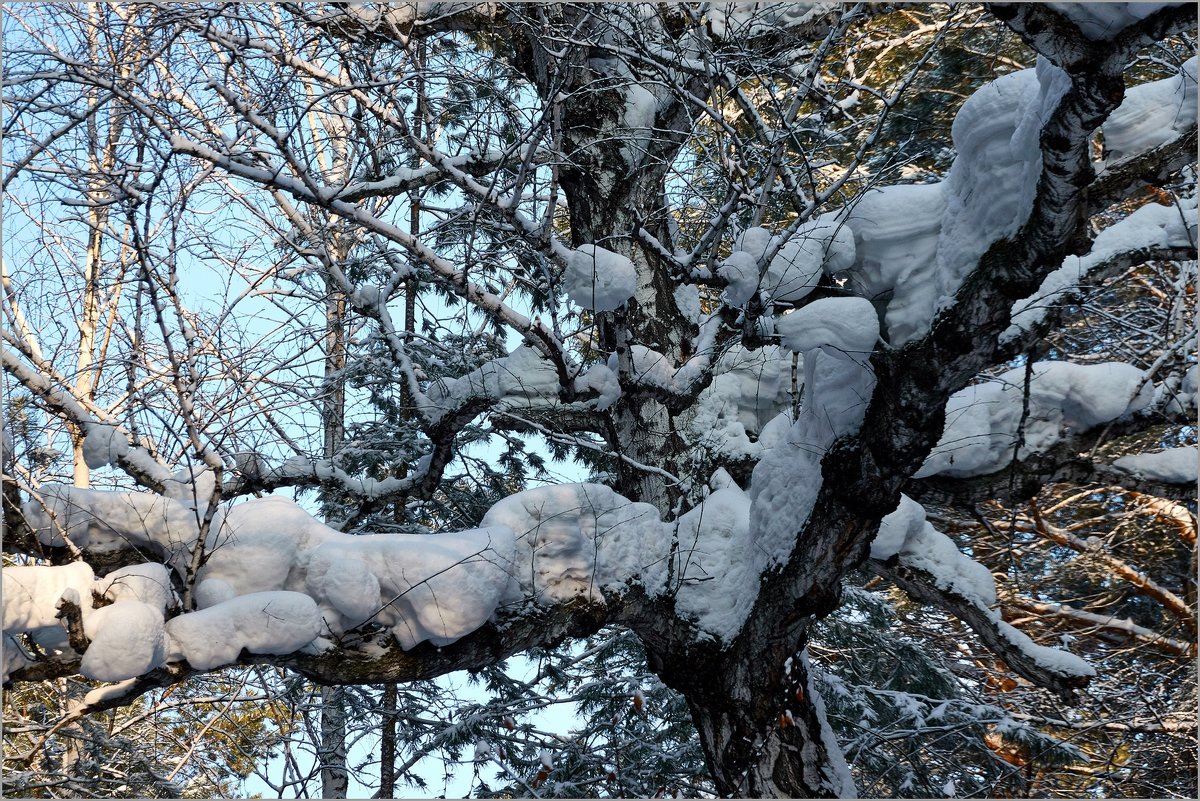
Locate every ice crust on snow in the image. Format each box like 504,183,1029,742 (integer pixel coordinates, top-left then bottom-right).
563,244,637,312
916,361,1152,478
1102,56,1197,161
1112,446,1198,484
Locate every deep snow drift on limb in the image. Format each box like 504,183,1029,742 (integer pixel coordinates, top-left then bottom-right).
915,361,1153,479
7,482,668,680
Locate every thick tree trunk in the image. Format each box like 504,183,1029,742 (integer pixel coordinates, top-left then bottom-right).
510,15,859,795
507,7,709,515
653,641,852,798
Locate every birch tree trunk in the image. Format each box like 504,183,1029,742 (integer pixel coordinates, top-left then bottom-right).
320,273,350,799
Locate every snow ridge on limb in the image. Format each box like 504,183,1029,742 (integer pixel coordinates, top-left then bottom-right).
1004,197,1198,342
1101,56,1197,161
1001,57,1198,348
336,146,552,202
870,496,1095,700
750,297,879,578
0,349,173,493
796,58,1071,346
1112,446,1199,484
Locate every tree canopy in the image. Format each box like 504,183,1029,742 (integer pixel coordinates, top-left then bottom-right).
2,3,1196,797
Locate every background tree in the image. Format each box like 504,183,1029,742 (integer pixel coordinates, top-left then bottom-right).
3,3,1195,797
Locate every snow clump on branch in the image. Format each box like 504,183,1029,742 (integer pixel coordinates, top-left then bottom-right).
715,60,1076,345
916,361,1153,479
1112,446,1199,484
1101,55,1197,161
1046,2,1188,40
7,481,669,680
563,244,637,312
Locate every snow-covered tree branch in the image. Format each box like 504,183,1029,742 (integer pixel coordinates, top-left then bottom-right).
3,3,1195,797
